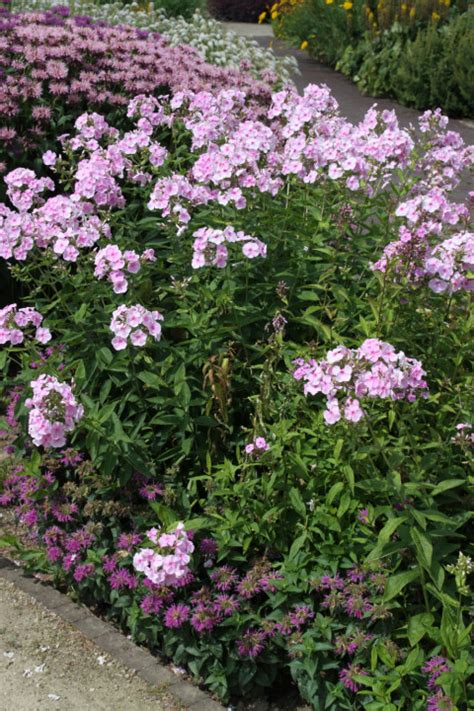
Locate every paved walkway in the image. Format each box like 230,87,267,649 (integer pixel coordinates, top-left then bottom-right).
0,576,179,711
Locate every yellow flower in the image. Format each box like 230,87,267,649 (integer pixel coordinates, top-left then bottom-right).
258,11,267,22
271,10,279,19
342,1,353,9
432,10,440,19
401,3,407,11
270,2,278,10
409,6,415,16
300,40,309,49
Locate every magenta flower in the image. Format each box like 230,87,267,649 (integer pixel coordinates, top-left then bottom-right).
164,604,190,629
236,629,266,658
339,663,368,693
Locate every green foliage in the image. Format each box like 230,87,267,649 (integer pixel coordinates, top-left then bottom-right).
274,0,367,66
393,10,474,116
153,0,206,19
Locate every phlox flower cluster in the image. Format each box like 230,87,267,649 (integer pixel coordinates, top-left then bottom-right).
25,374,84,448
0,303,51,345
293,338,428,425
245,436,270,456
191,226,266,269
371,111,473,295
94,245,156,294
109,304,163,351
451,422,474,447
5,168,54,212
133,523,195,587
0,194,110,262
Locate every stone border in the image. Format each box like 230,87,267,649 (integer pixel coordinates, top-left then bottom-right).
0,554,224,711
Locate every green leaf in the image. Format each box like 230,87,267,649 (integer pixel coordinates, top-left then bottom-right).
410,527,433,570
430,479,466,497
383,569,419,602
326,481,344,505
289,487,307,517
407,612,434,646
366,516,406,562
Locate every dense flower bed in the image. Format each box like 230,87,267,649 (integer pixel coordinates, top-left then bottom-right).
0,17,473,708
11,0,298,85
0,6,273,175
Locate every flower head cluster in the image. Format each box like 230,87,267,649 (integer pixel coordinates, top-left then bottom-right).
293,338,428,424
94,245,156,294
0,9,275,173
451,422,474,448
5,168,54,212
133,522,195,587
12,0,297,84
191,226,266,269
25,374,84,448
109,304,163,351
0,194,110,263
0,303,51,346
244,436,270,456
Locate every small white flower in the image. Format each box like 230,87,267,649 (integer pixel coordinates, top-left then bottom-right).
96,655,107,666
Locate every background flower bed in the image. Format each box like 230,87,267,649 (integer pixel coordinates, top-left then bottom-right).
268,0,474,118
11,0,298,84
0,4,474,709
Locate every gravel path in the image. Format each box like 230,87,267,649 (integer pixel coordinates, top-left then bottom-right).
0,576,181,711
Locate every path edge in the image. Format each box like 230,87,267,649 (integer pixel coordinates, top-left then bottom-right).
0,554,224,711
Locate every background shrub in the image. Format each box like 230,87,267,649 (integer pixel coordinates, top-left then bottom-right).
207,0,268,22
153,0,205,19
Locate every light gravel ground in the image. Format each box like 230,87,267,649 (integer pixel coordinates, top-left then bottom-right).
0,577,181,711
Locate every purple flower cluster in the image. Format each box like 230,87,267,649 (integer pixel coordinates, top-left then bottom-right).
0,303,51,346
109,304,163,351
423,656,453,710
25,374,84,448
293,338,428,425
0,10,273,171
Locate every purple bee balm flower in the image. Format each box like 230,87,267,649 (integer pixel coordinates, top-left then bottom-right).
209,565,238,592
357,508,370,524
102,554,118,574
164,604,190,629
139,483,164,501
199,538,218,556
347,566,365,583
190,605,218,633
51,501,78,523
73,563,94,583
427,691,454,711
108,568,138,590
117,532,141,551
213,594,239,617
46,545,63,563
140,593,165,615
236,575,261,598
343,595,373,619
288,604,315,628
422,656,451,689
339,663,368,693
236,629,266,658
